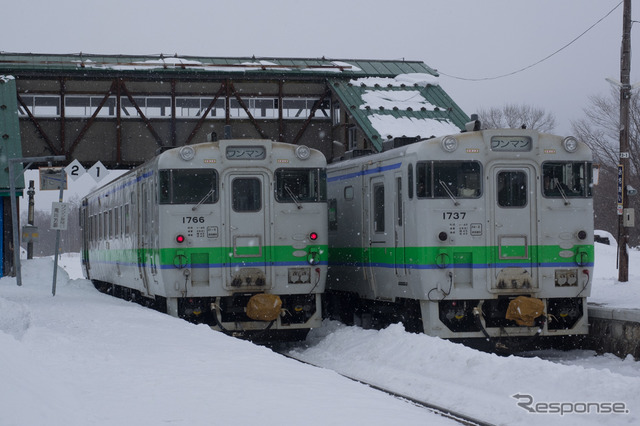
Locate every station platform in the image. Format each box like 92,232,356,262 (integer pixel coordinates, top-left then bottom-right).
587,304,640,359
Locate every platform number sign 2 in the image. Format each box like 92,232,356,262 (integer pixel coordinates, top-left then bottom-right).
64,159,86,182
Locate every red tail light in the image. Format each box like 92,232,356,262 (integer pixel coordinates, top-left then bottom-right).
176,235,185,243
309,232,318,241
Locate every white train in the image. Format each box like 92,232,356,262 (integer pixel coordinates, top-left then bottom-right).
325,129,594,347
80,139,327,341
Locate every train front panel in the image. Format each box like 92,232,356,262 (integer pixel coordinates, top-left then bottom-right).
327,129,594,341
155,141,328,338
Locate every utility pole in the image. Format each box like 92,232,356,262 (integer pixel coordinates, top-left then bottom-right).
618,0,632,282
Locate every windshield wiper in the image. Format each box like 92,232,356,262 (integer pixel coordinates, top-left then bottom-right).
553,178,570,206
192,188,215,211
438,180,459,206
285,185,302,209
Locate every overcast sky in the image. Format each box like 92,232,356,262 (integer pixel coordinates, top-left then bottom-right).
1,0,636,135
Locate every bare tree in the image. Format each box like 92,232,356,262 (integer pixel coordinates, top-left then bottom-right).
477,103,557,132
572,87,640,246
573,87,640,174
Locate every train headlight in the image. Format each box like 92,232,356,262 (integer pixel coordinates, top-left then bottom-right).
441,136,458,153
295,145,311,160
179,145,196,161
562,136,578,153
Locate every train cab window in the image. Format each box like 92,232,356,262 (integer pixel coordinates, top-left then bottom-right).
416,161,482,198
497,171,527,207
159,169,218,205
232,178,261,212
275,168,327,203
542,161,593,198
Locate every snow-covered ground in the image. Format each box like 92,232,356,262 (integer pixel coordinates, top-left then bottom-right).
1,242,639,425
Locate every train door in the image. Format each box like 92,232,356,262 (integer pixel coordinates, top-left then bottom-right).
80,200,91,278
225,172,272,289
489,165,538,291
394,173,406,277
137,181,151,294
367,176,389,295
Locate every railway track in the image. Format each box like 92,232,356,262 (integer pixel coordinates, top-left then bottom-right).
276,349,495,426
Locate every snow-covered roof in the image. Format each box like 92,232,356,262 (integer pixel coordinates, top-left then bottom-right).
332,74,469,150
0,52,434,78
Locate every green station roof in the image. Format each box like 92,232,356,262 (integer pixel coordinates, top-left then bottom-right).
0,52,439,78
0,52,470,152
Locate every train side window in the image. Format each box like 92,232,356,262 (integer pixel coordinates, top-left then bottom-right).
497,171,527,207
328,199,338,231
125,204,130,235
344,186,354,200
119,205,124,237
373,183,385,233
98,213,104,241
408,164,414,199
232,178,262,212
107,210,112,239
114,208,119,238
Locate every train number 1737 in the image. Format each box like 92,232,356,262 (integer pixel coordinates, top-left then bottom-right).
442,212,466,220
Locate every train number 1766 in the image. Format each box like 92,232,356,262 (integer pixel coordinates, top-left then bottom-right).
182,216,205,224
442,212,466,220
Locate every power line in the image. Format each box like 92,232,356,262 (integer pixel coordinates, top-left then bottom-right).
438,2,623,82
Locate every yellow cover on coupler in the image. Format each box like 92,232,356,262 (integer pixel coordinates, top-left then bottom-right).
505,296,545,326
246,294,283,321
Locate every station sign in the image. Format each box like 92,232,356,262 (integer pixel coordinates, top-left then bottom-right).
51,202,72,230
618,164,624,215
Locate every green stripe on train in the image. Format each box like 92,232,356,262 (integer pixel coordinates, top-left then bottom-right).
328,244,594,266
87,245,329,265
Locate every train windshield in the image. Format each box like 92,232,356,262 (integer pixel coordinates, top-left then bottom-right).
159,169,219,204
542,162,593,198
275,168,327,203
416,161,482,198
